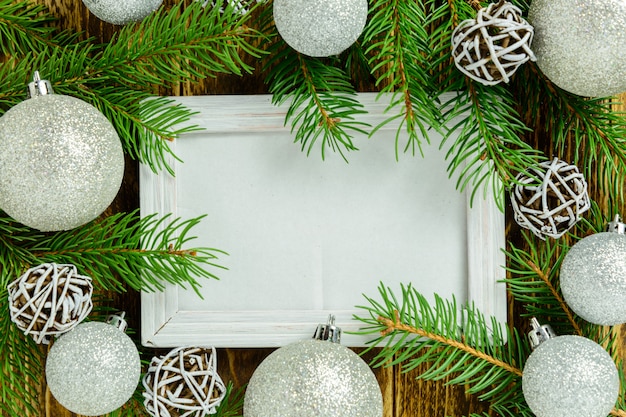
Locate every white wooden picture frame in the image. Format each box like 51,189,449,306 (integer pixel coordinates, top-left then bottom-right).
140,93,506,348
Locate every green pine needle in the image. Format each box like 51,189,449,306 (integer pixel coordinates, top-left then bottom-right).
363,0,441,158
354,283,530,413
24,210,226,294
266,40,369,161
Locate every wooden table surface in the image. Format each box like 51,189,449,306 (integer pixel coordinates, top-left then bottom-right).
25,0,619,416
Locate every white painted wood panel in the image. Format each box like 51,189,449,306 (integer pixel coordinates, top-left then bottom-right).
140,93,506,347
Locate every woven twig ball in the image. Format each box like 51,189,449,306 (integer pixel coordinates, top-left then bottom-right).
451,0,536,85
7,263,93,344
143,346,227,417
511,158,590,240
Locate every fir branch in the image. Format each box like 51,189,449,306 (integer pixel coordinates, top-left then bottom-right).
0,295,42,417
0,1,265,174
440,83,543,209
25,211,226,294
214,382,246,417
377,310,523,378
265,41,369,160
0,0,58,56
354,283,530,412
363,0,441,158
504,232,583,336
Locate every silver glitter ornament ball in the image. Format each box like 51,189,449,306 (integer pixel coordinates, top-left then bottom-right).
560,231,626,325
82,0,163,25
273,0,368,57
522,335,619,417
0,94,124,232
529,0,626,97
244,339,383,417
46,321,141,416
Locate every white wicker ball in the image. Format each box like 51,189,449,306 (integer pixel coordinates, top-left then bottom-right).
143,346,227,417
511,158,590,239
7,263,93,344
452,1,536,85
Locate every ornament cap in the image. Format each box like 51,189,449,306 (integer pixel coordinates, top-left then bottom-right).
28,71,54,97
313,314,341,343
528,317,556,349
606,215,626,234
106,311,128,333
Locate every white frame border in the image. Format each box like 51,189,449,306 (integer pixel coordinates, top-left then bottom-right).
140,93,506,348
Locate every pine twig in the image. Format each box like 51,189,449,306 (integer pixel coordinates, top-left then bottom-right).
378,310,523,377
524,259,582,336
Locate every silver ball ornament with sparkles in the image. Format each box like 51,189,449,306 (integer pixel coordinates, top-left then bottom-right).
0,74,124,232
83,0,163,25
46,314,141,416
273,0,368,57
244,317,382,417
523,332,619,417
560,219,626,325
528,0,626,97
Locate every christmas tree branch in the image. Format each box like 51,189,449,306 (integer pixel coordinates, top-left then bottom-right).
0,1,265,175
516,62,626,202
355,283,529,411
440,82,543,209
0,0,78,56
378,309,523,377
505,232,583,335
265,41,368,160
364,0,440,158
24,211,226,294
523,258,582,336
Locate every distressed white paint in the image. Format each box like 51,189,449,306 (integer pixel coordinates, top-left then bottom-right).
140,93,506,347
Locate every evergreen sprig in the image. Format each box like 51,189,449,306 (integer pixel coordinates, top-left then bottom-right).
24,210,226,294
440,83,543,208
504,232,581,336
516,63,626,202
354,283,531,416
265,40,369,160
363,0,441,158
0,1,265,174
0,300,41,417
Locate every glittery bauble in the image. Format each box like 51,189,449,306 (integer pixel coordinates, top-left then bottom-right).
46,321,141,416
560,232,626,325
0,94,124,231
273,0,368,57
528,0,626,97
7,263,92,344
511,158,590,240
244,340,382,417
82,0,163,25
522,335,619,417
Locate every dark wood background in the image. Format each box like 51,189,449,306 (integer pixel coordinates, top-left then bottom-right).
26,0,624,416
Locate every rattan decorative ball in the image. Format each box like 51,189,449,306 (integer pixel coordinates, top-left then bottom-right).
511,158,590,240
7,263,93,344
143,346,227,417
451,0,536,85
